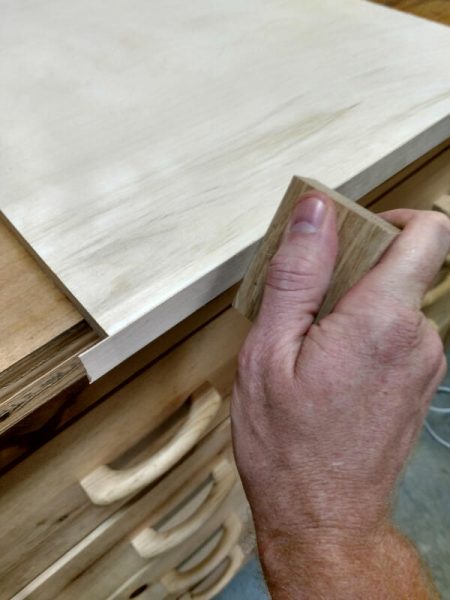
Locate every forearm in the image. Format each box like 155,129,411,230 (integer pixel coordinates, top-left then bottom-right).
256,523,438,600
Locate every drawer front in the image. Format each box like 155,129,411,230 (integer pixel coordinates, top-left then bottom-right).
12,421,235,600
108,488,249,600
58,470,248,599
0,309,250,599
178,546,245,600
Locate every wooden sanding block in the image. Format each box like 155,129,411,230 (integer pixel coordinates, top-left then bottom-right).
233,176,400,321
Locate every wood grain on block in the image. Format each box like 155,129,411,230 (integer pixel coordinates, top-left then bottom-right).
233,177,400,321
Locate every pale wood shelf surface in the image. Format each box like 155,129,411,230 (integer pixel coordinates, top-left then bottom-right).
1,0,449,379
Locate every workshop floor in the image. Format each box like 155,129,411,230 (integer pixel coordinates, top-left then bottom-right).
218,352,450,600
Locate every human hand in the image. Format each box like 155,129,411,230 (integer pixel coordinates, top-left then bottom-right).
231,193,450,598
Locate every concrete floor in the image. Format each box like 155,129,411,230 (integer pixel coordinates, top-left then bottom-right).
218,355,450,599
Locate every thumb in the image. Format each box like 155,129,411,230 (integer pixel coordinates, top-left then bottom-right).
256,192,338,343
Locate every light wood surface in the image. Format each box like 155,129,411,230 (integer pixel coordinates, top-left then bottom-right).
234,177,399,321
0,0,442,390
0,309,249,598
1,0,449,380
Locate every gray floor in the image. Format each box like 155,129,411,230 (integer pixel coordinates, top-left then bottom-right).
218,354,450,599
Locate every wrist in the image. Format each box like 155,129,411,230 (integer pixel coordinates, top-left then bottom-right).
255,522,437,600
257,520,389,575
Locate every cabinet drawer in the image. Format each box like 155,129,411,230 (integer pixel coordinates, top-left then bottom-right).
11,421,235,600
109,488,249,600
59,477,247,599
142,542,246,600
177,545,245,600
0,310,250,599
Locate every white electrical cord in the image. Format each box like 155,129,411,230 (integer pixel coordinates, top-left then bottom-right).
425,386,450,449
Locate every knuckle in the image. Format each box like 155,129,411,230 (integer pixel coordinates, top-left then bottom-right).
236,328,290,391
428,210,450,228
422,210,450,237
236,344,254,375
237,335,265,375
266,254,318,293
368,306,424,363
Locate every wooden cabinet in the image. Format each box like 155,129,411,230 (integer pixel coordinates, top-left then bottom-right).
0,310,249,598
112,507,248,600
13,429,249,600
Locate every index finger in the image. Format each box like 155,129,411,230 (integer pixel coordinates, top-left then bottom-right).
343,208,450,309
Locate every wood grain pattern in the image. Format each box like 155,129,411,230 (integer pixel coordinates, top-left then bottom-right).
0,0,444,451
0,323,96,435
110,492,252,600
0,285,235,464
1,0,449,379
373,0,450,25
60,484,247,600
0,224,84,372
131,458,236,559
234,177,399,321
81,384,223,506
0,309,249,598
9,425,234,600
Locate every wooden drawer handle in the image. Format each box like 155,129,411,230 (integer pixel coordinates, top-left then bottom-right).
80,384,222,505
180,546,245,600
131,458,236,559
162,513,242,593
